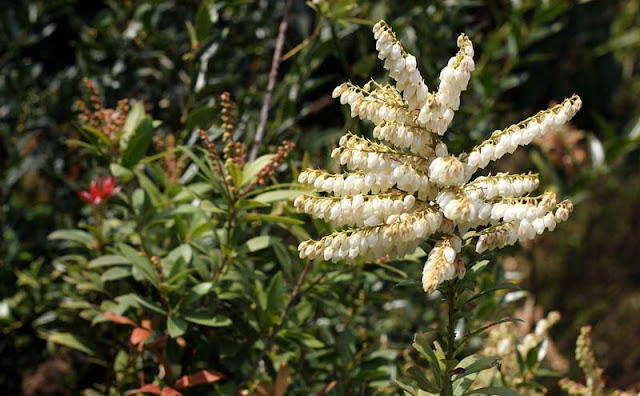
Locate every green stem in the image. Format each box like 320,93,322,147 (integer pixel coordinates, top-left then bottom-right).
442,280,457,394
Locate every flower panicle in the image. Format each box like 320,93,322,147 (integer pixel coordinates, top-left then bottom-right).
154,133,188,185
77,78,129,145
296,19,581,293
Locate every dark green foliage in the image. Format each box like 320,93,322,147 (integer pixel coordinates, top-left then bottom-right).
1,0,639,394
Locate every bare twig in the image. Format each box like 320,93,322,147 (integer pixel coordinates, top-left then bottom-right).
249,0,294,161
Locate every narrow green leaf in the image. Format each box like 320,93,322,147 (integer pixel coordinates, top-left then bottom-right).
394,279,422,288
226,161,243,188
135,170,164,208
48,229,96,248
244,235,274,252
462,318,523,344
80,125,111,145
406,366,440,393
460,283,520,307
412,332,442,379
195,0,214,40
88,255,131,269
121,117,154,168
393,380,418,396
109,163,133,182
253,189,306,203
48,332,101,357
101,267,132,282
133,294,167,315
452,356,501,380
245,214,304,225
465,386,519,396
191,282,214,296
121,101,145,146
183,312,232,327
242,154,275,185
114,293,166,315
167,315,189,338
266,272,284,318
185,105,215,131
470,260,490,273
119,244,160,288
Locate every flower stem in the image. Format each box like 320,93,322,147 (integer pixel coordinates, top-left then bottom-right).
442,279,458,394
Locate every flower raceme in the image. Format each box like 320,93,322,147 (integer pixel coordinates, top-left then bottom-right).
295,20,581,293
78,175,121,207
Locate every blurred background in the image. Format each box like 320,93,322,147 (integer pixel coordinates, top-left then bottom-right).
1,0,639,394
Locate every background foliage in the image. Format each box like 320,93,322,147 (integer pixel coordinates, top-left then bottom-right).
1,0,639,394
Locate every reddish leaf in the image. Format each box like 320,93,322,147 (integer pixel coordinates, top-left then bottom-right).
130,327,151,350
161,387,184,396
102,311,138,327
316,380,337,396
274,362,291,396
174,370,225,389
130,384,161,395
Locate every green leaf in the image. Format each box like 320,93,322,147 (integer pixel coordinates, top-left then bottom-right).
526,341,544,368
245,214,304,225
191,282,214,296
253,189,306,203
183,312,232,327
242,154,275,185
460,283,520,307
115,293,166,315
266,272,284,318
119,244,160,288
167,315,189,338
121,101,145,146
185,105,215,131
109,163,133,182
462,318,523,344
79,125,111,145
121,116,154,168
135,170,164,208
394,279,422,288
164,244,193,279
465,386,518,396
236,199,270,209
453,356,501,380
515,348,525,376
393,380,418,396
406,366,440,393
452,355,485,395
470,260,490,273
132,188,146,216
273,240,293,279
245,235,274,252
195,0,214,40
48,332,101,357
48,229,96,248
101,267,132,282
88,255,131,269
226,161,243,188
412,332,442,378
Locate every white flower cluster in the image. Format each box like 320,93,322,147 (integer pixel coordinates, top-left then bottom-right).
296,20,581,293
464,97,582,180
294,193,416,227
518,311,561,359
422,236,465,293
298,207,442,263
